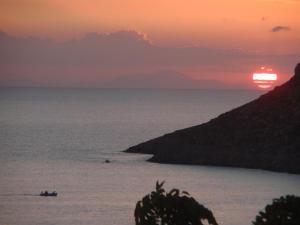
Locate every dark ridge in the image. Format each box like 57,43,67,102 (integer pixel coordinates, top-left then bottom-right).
125,63,300,174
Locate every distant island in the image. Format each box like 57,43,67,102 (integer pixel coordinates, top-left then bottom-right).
125,63,300,174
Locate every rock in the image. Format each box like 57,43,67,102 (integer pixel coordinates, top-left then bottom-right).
125,63,300,174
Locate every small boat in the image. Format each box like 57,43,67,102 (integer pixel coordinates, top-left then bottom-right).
40,191,58,197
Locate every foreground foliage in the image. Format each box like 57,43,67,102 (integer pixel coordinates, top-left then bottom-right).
253,195,300,225
134,181,218,225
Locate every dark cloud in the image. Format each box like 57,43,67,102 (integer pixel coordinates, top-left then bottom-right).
271,26,291,32
0,30,298,88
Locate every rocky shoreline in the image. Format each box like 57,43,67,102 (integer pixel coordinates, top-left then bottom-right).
125,64,300,174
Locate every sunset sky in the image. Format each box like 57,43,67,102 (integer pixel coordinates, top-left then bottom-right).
0,0,300,88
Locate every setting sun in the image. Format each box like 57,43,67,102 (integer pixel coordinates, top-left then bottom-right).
252,66,278,89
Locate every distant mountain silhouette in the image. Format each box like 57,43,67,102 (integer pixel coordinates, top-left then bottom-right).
125,63,300,174
105,71,230,89
0,30,297,88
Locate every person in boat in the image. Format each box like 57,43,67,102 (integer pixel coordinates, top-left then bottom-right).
40,191,48,195
40,190,57,196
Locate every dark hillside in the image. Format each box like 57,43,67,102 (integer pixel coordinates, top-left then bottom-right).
125,64,300,174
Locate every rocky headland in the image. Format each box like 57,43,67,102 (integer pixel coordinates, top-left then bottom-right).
125,64,300,174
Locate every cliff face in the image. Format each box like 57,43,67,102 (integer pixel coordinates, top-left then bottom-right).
125,64,300,174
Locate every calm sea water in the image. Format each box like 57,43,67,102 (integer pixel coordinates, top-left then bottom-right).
0,88,299,225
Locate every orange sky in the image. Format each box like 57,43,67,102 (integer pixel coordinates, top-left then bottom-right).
1,0,300,53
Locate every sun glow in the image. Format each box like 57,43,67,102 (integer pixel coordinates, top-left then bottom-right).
252,67,277,89
253,73,277,81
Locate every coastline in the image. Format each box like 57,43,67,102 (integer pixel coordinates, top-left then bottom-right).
125,64,300,175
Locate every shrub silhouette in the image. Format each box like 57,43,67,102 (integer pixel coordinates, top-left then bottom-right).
253,195,300,225
134,181,218,225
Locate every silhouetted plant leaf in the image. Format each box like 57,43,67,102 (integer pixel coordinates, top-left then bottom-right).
252,195,300,225
134,181,219,225
182,191,190,196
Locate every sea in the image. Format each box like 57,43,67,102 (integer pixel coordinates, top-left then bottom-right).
0,88,299,225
